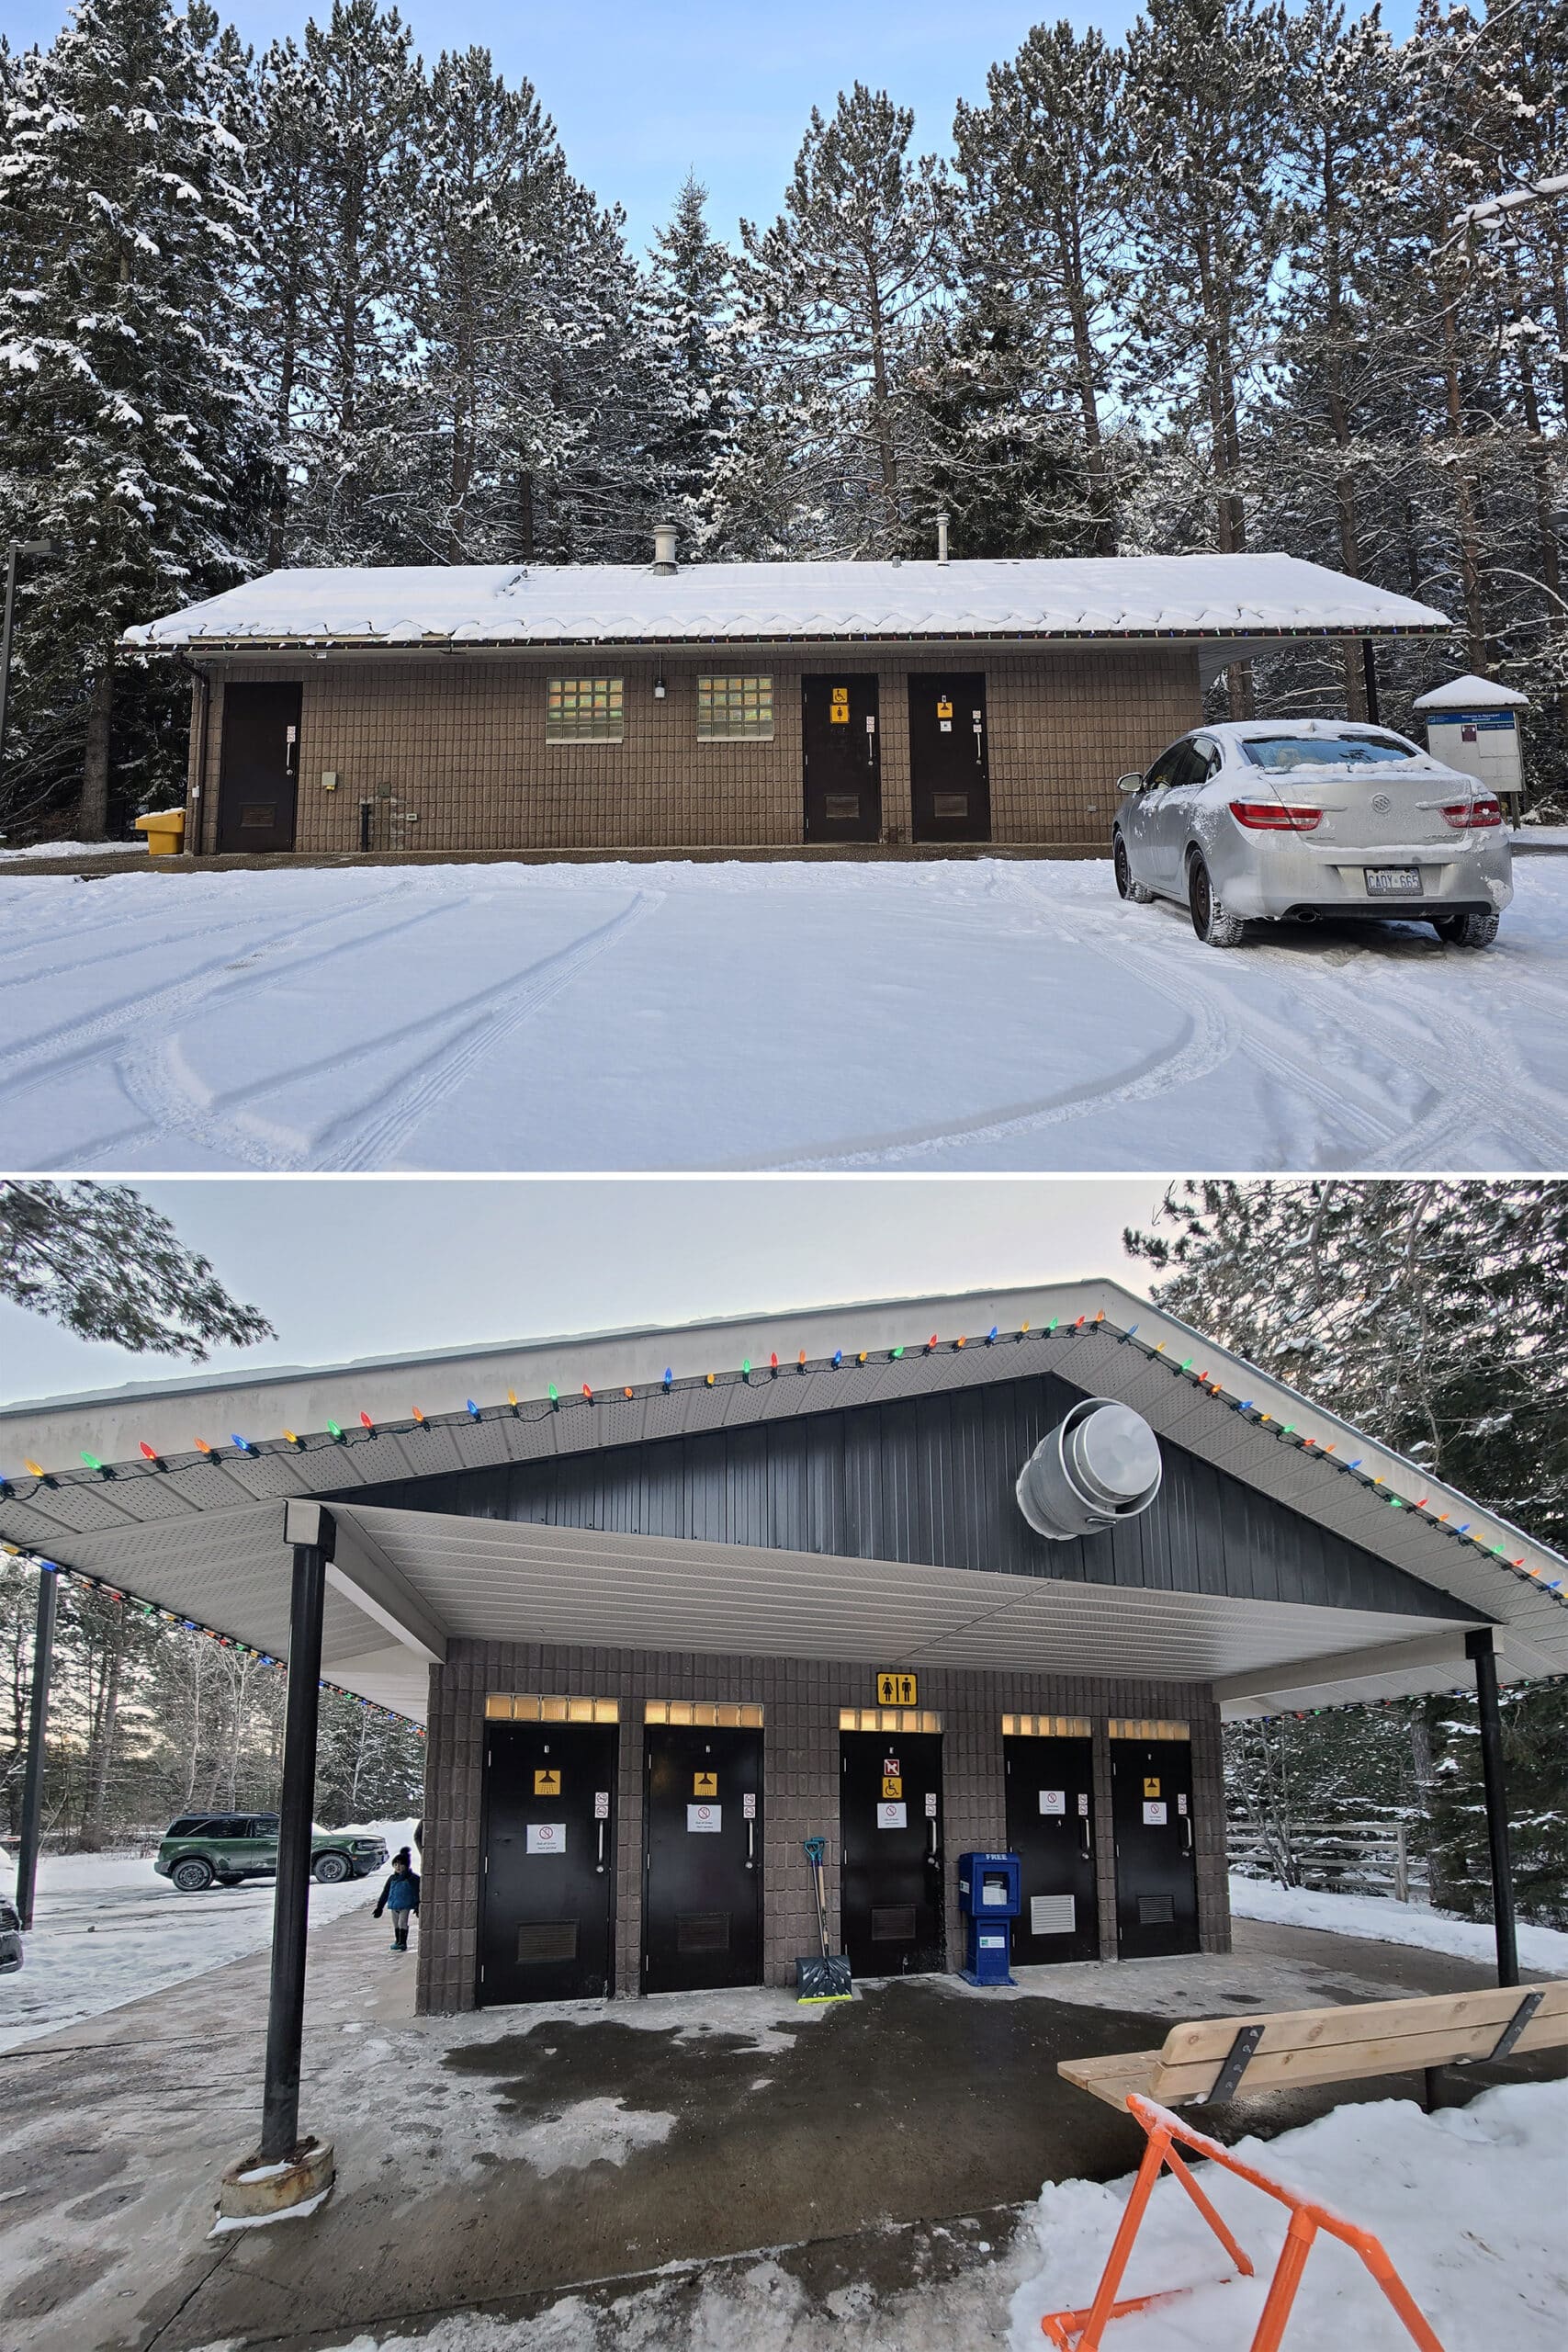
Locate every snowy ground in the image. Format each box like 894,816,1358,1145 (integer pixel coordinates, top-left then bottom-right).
0,1817,416,2052
0,837,143,860
2,855,1565,1170
1228,1872,1568,1973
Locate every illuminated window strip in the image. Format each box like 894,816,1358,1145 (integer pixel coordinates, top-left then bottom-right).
839,1707,943,1734
697,673,774,741
485,1693,620,1724
1108,1717,1190,1742
1002,1713,1092,1739
644,1700,763,1727
547,676,624,743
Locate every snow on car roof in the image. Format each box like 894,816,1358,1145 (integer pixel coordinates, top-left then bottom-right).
122,552,1450,651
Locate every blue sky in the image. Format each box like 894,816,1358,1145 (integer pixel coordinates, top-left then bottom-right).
14,1,1421,252
0,1178,1166,1407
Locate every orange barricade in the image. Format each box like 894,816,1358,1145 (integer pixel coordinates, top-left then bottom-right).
1041,2092,1446,2352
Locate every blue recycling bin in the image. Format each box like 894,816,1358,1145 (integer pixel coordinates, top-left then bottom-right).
956,1849,1021,1985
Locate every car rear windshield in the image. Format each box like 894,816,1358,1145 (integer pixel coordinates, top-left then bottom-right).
1241,731,1418,772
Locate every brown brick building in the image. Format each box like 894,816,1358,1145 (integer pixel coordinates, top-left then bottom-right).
6,1279,1554,2023
123,548,1450,856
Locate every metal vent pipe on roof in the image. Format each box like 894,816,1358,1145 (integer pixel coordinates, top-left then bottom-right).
936,510,950,566
1017,1398,1163,1541
651,522,679,574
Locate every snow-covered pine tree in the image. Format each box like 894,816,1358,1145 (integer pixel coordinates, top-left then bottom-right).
274,0,422,563
942,20,1131,557
645,174,739,553
1119,0,1296,717
731,85,946,556
1127,1179,1568,1923
0,0,261,837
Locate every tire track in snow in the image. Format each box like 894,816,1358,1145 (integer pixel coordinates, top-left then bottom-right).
316,888,663,1169
110,887,661,1171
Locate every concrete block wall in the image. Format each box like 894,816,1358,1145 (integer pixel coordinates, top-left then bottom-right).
186,646,1202,855
415,1638,1226,2016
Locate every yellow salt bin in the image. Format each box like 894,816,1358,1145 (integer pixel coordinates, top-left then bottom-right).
134,809,186,855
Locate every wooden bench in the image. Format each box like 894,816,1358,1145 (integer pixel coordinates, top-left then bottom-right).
1060,1979,1568,2111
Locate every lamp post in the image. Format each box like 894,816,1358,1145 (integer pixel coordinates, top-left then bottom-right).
0,537,58,777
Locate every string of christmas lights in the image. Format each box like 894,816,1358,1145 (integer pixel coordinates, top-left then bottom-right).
0,1309,1560,1622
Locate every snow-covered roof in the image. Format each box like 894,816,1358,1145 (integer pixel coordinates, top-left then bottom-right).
122,554,1450,653
1414,672,1529,710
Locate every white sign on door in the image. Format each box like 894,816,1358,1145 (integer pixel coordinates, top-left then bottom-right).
877,1801,908,1830
526,1822,566,1855
1178,1794,1189,1816
742,1792,756,1820
1077,1792,1090,1816
1038,1788,1066,1815
687,1803,721,1833
924,1792,938,1818
593,1791,610,1819
1143,1801,1168,1826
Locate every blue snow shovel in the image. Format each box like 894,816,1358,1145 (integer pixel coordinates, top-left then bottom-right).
795,1836,852,2002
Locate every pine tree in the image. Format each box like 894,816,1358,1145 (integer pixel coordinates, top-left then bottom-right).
0,0,262,836
732,85,946,556
645,174,739,549
944,20,1130,556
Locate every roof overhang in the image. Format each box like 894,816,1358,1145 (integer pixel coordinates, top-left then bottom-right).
3,1281,1562,1719
128,627,1448,663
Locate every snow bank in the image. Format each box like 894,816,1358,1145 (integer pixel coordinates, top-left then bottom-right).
1009,2079,1568,2352
0,1817,418,2053
1229,1872,1568,1972
0,838,142,860
3,855,1565,1172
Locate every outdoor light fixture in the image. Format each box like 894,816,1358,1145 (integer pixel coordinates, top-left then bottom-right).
1016,1398,1163,1541
653,669,667,700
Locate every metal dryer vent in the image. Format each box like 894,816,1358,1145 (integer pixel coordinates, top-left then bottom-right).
1016,1398,1163,1541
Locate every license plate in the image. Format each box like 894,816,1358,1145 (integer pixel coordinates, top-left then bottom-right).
1365,867,1421,896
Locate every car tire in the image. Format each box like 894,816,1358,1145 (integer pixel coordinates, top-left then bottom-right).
1189,855,1246,948
1432,910,1499,949
1113,835,1153,904
171,1857,215,1893
312,1851,353,1884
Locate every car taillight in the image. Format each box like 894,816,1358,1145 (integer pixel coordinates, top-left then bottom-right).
1441,796,1502,830
1227,799,1322,832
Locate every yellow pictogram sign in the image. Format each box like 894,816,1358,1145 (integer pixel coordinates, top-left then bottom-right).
882,1775,903,1799
876,1671,919,1707
694,1770,718,1796
937,698,953,719
1144,1777,1161,1799
534,1769,561,1795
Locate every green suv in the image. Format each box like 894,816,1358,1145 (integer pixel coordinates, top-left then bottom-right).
154,1813,388,1892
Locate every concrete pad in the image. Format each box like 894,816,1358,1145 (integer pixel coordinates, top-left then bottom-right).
0,1907,1559,2352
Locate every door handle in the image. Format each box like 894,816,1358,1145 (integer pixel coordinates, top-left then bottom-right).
1179,1815,1192,1858
926,1819,940,1865
745,1818,755,1871
595,1822,605,1875
1078,1821,1091,1862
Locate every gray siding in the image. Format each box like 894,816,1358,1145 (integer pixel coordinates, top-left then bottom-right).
352,1371,1479,1623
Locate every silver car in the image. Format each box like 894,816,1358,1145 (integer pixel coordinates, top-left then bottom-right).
1111,720,1512,948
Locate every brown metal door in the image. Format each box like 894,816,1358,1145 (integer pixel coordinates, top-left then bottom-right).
216,682,300,851
908,673,990,842
803,674,881,842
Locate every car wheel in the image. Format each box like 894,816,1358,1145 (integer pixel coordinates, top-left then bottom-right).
1189,855,1246,948
1432,910,1499,949
312,1851,353,1884
1113,834,1153,903
171,1857,214,1893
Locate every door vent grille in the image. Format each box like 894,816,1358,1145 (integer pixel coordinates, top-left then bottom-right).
871,1905,917,1942
518,1921,579,1963
676,1911,730,1953
1030,1894,1077,1938
1138,1895,1175,1927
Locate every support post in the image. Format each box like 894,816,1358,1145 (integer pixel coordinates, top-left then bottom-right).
260,1507,333,2161
15,1562,59,1930
1362,639,1381,725
1465,1629,1518,1988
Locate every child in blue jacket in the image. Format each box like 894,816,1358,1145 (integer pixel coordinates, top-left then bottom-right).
374,1848,420,1952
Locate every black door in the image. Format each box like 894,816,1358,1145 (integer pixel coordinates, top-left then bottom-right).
1111,1737,1199,1959
908,673,990,842
840,1730,944,1976
479,1720,618,2005
1005,1736,1099,1963
803,674,881,842
643,1724,763,1993
217,682,300,852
